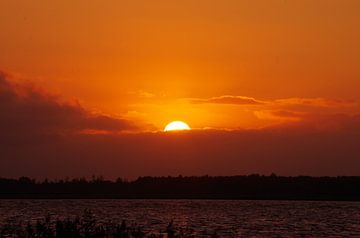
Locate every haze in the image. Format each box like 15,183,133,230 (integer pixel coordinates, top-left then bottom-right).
1,0,359,179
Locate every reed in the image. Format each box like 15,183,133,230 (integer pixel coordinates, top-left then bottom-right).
0,210,219,238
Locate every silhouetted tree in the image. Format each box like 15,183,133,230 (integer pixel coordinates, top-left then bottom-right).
0,175,359,200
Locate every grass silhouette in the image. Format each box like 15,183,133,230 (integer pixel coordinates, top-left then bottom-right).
0,209,220,238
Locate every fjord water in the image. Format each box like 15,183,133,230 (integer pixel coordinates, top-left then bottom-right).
0,199,359,237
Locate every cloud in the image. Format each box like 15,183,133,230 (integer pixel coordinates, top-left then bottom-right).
190,95,265,105
209,94,357,119
1,117,359,179
1,72,360,179
128,90,155,99
187,94,359,129
191,95,356,108
274,97,356,108
0,71,136,140
289,113,360,131
254,110,304,122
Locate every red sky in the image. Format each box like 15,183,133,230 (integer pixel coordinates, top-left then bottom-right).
0,1,360,179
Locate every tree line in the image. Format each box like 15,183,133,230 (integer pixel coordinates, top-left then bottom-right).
0,174,359,200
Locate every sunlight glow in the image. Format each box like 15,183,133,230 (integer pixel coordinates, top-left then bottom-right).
164,121,191,132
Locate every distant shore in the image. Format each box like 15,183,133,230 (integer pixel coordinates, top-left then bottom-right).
1,175,360,201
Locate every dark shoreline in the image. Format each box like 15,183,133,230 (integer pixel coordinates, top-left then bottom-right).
1,175,360,201
1,195,360,201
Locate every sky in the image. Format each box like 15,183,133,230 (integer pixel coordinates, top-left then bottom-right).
0,1,360,179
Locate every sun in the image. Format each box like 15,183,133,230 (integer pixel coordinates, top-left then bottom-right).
164,121,191,132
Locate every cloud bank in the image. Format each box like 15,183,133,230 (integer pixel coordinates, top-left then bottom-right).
1,72,360,179
0,71,136,141
190,95,264,105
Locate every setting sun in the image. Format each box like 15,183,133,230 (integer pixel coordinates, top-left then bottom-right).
1,1,360,235
164,121,191,132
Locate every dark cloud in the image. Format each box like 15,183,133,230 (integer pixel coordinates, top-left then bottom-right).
1,72,360,179
0,114,359,179
288,113,360,132
268,110,304,118
274,97,356,108
0,71,136,141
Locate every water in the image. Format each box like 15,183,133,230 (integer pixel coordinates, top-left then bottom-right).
0,199,359,237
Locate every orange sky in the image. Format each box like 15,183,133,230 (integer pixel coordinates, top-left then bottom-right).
1,0,360,130
1,1,360,178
